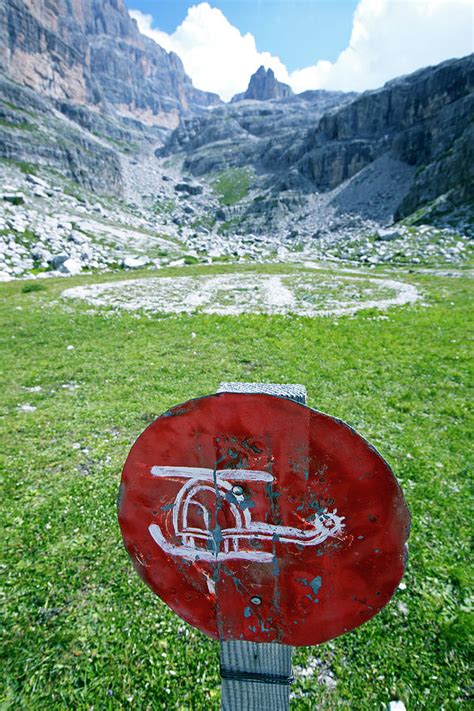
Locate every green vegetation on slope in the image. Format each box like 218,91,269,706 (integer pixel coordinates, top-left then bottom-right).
212,168,253,206
0,118,36,131
0,264,472,709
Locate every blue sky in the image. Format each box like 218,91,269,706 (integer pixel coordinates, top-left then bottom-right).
128,1,473,100
128,0,359,72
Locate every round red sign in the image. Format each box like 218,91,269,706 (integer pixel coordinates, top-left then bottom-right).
118,393,410,646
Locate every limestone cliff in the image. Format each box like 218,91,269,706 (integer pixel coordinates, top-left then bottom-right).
0,0,221,128
288,55,474,215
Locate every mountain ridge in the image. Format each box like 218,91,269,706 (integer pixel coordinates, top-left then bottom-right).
161,53,473,227
0,0,472,279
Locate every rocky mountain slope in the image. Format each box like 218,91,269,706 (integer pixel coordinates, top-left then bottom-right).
0,0,472,282
0,75,124,195
0,0,222,194
287,55,474,219
232,66,293,102
159,90,356,176
162,54,473,230
1,150,470,283
0,0,221,128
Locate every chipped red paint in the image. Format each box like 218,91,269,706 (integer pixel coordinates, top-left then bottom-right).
118,393,410,646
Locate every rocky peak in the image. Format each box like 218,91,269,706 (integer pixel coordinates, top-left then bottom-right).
232,65,294,103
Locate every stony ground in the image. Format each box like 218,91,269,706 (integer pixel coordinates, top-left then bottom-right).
1,150,472,284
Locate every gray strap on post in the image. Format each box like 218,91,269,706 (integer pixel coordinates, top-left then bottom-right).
220,640,294,711
217,381,307,711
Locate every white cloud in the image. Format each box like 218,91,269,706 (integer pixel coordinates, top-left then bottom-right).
130,3,289,101
130,0,473,100
290,0,474,93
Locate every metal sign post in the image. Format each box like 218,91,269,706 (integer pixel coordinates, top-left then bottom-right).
118,383,410,710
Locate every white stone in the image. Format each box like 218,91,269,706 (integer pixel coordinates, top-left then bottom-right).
80,247,94,261
18,403,37,413
397,601,409,615
27,175,49,189
59,258,82,275
377,228,400,241
122,255,150,269
321,673,337,689
69,231,87,245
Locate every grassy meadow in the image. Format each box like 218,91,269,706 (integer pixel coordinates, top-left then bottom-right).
1,262,472,709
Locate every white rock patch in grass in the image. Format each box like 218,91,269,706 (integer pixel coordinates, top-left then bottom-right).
17,403,37,413
62,272,419,318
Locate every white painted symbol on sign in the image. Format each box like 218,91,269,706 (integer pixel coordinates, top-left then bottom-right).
148,466,345,563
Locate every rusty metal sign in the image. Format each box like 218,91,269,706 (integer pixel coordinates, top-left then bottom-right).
118,393,410,646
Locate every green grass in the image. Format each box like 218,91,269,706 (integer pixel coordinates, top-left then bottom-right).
12,228,38,248
212,168,253,206
21,282,46,293
217,216,243,235
2,101,23,112
0,157,38,175
63,184,86,201
1,101,37,118
183,255,200,265
0,263,472,709
191,214,216,232
0,118,35,131
152,199,176,215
